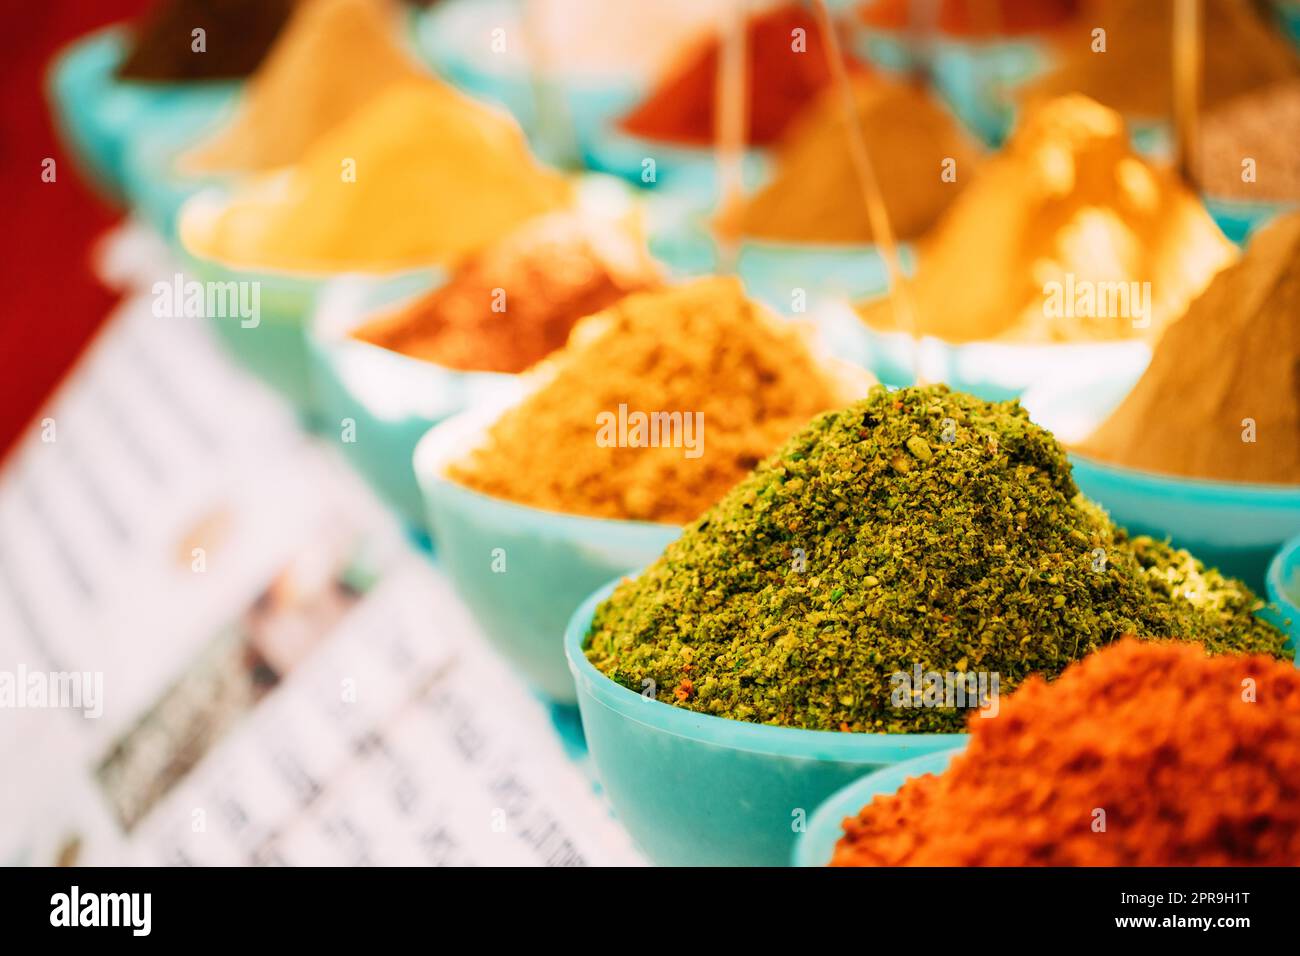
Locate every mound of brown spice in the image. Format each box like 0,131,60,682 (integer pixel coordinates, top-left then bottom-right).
832,638,1300,866
727,75,980,243
1078,212,1300,484
1199,80,1300,202
118,0,297,81
445,277,870,523
1026,0,1299,120
352,213,662,373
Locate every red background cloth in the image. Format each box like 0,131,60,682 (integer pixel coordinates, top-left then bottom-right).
0,1,150,462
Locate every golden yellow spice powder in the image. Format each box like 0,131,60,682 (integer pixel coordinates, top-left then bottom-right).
181,0,428,174
181,82,573,272
728,76,981,243
445,278,871,523
353,212,663,373
858,95,1237,343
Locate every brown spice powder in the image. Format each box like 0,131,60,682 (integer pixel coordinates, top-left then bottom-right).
1027,0,1300,120
1199,81,1300,202
353,213,662,373
727,76,981,244
1078,211,1300,484
445,277,870,523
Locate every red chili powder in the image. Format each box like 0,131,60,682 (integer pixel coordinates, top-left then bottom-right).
832,638,1300,866
618,2,864,147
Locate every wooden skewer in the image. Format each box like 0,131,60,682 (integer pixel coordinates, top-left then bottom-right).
520,0,580,169
1171,0,1201,185
714,0,748,274
811,0,923,383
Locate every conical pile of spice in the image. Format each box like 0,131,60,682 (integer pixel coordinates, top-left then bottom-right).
445,277,870,523
1199,80,1300,202
617,2,860,147
352,212,663,373
831,638,1300,865
725,75,981,243
1078,212,1300,484
1026,0,1299,120
584,384,1287,732
181,82,572,272
117,0,297,81
181,0,429,174
857,94,1237,342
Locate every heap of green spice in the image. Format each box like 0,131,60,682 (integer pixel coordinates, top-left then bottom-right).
585,385,1288,733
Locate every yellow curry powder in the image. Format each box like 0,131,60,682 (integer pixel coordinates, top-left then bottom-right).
181,82,573,272
728,76,981,243
446,277,871,523
858,95,1237,343
353,212,663,373
1079,212,1300,485
182,0,428,174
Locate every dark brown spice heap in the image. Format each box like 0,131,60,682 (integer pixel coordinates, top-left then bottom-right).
586,385,1287,732
118,0,297,82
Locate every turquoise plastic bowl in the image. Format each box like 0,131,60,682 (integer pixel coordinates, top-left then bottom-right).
1069,454,1300,592
308,272,517,530
839,300,1153,401
46,27,239,204
792,746,965,867
120,97,237,241
565,581,968,866
179,243,330,415
1026,368,1300,595
1203,196,1297,246
644,199,906,314
1264,536,1300,655
414,413,680,701
415,0,644,167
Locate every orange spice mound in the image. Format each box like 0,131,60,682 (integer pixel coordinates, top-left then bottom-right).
832,638,1300,866
352,213,662,373
859,0,1079,37
618,2,863,147
446,278,870,523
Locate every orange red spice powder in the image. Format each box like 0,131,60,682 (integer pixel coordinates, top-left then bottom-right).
832,638,1300,866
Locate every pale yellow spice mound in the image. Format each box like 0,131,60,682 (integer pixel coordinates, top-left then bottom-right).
729,76,981,243
858,94,1237,343
181,82,573,272
446,277,871,523
1079,212,1300,485
181,0,429,174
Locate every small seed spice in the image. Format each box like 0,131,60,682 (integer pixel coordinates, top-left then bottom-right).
585,385,1287,733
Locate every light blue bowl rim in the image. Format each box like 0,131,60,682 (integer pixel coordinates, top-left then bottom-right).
1267,533,1300,619
411,410,683,538
1069,451,1300,501
564,577,969,760
793,745,966,866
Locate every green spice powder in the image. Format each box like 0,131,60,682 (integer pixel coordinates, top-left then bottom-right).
584,385,1287,733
